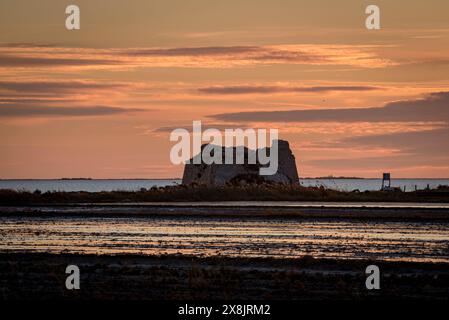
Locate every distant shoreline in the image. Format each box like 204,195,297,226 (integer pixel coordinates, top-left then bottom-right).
0,178,183,181
2,177,449,181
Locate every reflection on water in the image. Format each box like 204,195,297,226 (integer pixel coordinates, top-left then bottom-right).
1,215,448,263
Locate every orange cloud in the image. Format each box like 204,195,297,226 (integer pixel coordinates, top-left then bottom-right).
0,44,396,72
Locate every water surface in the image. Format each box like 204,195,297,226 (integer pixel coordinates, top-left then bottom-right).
1,215,448,263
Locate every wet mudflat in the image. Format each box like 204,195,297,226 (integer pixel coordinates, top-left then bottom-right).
1,212,449,262
1,205,448,300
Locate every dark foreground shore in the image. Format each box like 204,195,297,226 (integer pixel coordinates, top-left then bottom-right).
1,253,448,300
2,202,449,220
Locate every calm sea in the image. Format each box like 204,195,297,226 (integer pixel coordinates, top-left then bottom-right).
0,178,448,193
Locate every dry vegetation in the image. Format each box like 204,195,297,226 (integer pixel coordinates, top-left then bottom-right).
1,183,449,205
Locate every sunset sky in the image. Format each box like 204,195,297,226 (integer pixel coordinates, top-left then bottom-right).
1,0,448,179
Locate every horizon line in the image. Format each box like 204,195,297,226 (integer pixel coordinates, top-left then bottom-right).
2,177,449,181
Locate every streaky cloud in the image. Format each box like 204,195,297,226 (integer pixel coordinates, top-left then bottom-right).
0,80,124,93
0,105,144,118
0,54,119,67
0,44,394,69
342,126,449,155
153,123,249,133
210,92,449,123
123,46,261,56
198,85,380,95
